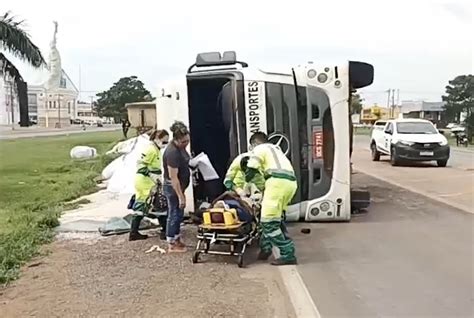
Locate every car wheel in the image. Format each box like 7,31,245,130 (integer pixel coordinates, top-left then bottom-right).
371,143,380,161
437,159,448,167
390,147,400,166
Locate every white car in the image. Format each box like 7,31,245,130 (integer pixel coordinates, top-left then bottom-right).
370,119,450,167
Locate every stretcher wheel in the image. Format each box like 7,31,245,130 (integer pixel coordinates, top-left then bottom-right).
192,251,200,264
238,254,244,268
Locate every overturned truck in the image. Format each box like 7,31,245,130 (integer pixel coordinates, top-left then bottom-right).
156,51,374,222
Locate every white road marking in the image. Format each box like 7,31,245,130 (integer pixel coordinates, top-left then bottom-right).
273,248,321,317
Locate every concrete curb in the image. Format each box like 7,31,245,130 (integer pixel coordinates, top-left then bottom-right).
273,249,321,317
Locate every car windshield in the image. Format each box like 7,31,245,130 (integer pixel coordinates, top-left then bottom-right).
397,122,438,134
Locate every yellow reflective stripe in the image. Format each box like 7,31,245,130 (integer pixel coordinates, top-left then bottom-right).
267,145,282,169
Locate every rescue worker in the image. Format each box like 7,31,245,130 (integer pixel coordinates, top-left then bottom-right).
122,119,131,139
129,129,170,241
246,132,298,265
223,153,265,195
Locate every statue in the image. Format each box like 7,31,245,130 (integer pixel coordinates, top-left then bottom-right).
45,21,62,90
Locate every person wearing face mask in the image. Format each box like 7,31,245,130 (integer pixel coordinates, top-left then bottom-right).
129,129,170,241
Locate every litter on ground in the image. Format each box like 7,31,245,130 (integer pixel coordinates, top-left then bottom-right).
145,245,166,254
70,146,97,159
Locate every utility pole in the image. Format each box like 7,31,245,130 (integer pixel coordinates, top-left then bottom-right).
78,64,82,101
396,89,400,119
391,89,396,118
387,89,391,108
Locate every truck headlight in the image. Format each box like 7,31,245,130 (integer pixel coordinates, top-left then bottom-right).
399,140,414,146
320,202,330,212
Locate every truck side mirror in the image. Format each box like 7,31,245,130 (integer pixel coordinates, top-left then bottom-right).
438,129,444,135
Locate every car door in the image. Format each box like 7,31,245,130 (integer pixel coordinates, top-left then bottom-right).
383,122,394,153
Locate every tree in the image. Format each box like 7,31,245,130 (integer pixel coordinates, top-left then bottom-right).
0,12,46,88
442,75,474,138
95,76,153,121
350,90,364,114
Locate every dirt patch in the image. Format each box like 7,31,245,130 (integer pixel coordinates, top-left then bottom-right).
0,227,294,318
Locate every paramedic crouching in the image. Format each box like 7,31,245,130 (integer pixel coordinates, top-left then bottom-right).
163,121,191,253
246,132,298,266
223,152,265,195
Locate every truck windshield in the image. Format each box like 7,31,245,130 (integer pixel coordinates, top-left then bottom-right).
397,122,438,134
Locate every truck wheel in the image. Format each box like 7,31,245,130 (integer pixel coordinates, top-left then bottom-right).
390,147,400,166
437,160,448,167
371,143,381,161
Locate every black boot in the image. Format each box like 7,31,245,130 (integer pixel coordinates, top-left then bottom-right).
271,258,298,266
129,216,148,241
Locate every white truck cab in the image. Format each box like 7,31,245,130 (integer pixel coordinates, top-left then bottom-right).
370,119,450,167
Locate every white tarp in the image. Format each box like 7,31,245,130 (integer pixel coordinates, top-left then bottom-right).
102,134,152,194
70,146,97,159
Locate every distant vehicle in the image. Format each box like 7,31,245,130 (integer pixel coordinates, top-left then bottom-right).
371,120,387,131
370,119,450,167
96,120,103,127
71,119,82,125
453,131,469,147
446,123,460,129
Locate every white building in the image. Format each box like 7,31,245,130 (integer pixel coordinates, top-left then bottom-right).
0,77,20,126
0,21,79,127
26,70,79,127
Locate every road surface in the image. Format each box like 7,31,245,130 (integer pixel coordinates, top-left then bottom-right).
354,134,474,171
0,125,121,140
353,135,473,213
292,172,473,317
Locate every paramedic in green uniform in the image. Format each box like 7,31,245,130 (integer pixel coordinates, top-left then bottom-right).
223,152,265,194
246,132,298,265
130,129,170,241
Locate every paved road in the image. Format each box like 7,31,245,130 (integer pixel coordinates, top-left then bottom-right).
353,135,473,213
354,135,474,171
0,125,121,140
293,173,473,317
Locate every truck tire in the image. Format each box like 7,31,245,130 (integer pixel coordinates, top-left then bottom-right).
371,142,380,161
390,147,400,166
437,159,448,167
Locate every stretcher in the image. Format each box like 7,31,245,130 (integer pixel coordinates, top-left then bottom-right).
192,191,261,268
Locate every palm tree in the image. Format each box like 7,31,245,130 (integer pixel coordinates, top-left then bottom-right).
0,11,46,87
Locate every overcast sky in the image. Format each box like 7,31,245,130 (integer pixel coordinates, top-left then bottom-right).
2,0,473,106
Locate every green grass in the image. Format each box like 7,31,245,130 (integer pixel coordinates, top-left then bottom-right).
353,127,372,136
0,131,122,285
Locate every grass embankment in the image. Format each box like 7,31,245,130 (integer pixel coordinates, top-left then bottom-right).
0,131,122,284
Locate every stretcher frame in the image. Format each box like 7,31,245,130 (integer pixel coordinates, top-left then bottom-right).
192,202,260,268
